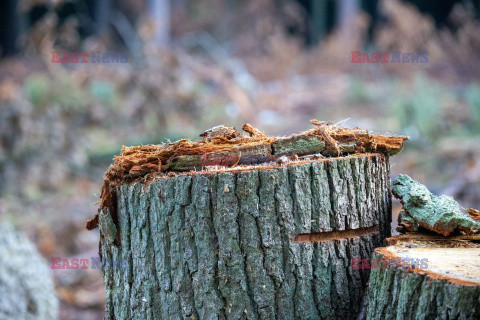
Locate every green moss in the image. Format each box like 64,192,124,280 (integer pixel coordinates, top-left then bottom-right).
167,155,202,171
272,136,325,156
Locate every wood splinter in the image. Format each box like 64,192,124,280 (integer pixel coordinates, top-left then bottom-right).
242,123,267,137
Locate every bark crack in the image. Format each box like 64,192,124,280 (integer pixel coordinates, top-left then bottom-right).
233,173,259,316
326,162,338,230
254,172,277,313
206,175,227,318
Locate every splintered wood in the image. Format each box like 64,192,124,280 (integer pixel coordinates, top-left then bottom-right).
105,120,407,181
86,120,407,230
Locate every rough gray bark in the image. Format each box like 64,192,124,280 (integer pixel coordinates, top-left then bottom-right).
364,252,480,320
0,222,58,320
99,153,392,320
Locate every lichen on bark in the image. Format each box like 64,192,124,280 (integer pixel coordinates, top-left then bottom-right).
392,174,480,236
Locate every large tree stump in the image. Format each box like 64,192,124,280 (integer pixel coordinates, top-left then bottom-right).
98,153,393,320
363,236,480,320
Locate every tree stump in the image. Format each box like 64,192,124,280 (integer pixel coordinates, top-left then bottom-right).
98,153,393,320
363,236,480,320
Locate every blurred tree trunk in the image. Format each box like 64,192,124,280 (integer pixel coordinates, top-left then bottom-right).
94,0,112,34
310,0,327,46
0,0,20,57
337,0,359,30
150,0,170,47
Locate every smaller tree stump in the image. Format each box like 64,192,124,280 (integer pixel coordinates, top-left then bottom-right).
363,236,480,320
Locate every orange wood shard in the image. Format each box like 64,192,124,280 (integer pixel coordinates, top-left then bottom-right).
292,225,379,243
242,123,267,137
467,208,480,222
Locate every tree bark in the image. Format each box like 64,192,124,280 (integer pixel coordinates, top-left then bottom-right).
99,153,392,320
363,238,480,320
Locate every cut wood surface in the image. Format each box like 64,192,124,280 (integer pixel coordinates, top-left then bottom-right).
363,236,480,320
98,153,394,320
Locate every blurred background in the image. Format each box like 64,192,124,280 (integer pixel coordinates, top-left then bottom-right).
0,0,479,319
